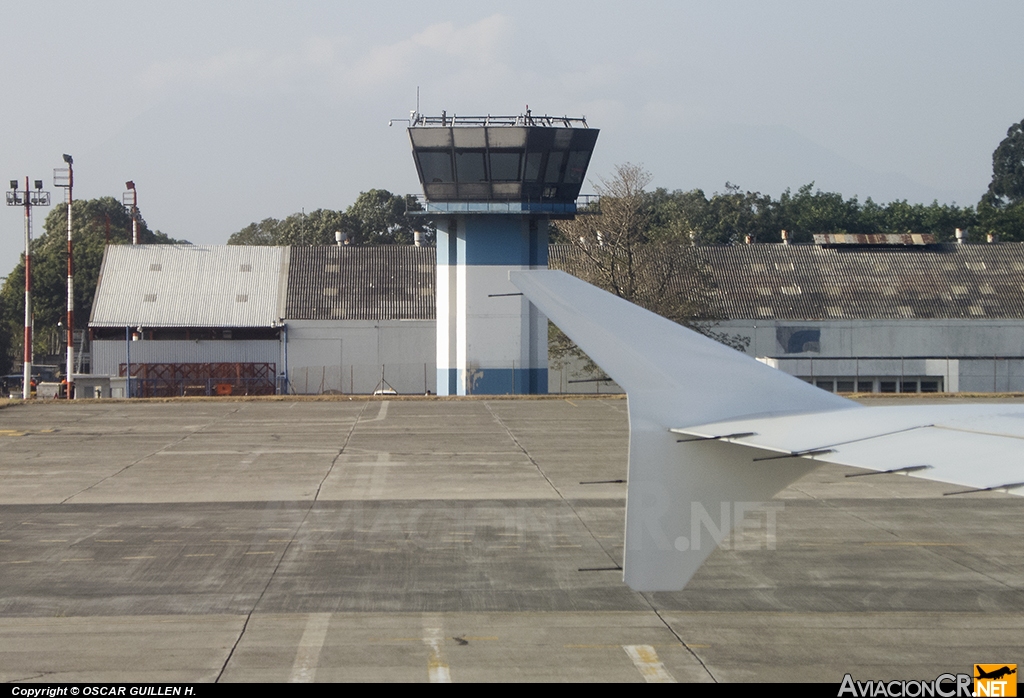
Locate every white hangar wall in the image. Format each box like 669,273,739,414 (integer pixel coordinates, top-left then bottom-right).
285,320,436,395
718,318,1024,393
715,318,1024,360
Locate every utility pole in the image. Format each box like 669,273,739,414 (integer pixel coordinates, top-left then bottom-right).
6,178,51,399
54,155,74,398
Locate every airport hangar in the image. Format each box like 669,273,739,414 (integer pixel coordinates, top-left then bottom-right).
84,234,1024,397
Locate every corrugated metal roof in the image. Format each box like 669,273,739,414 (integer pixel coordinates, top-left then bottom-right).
813,233,936,246
90,245,285,327
285,245,435,320
550,243,1024,321
93,242,1024,327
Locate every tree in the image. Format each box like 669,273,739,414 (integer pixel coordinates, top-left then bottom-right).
0,197,185,371
975,117,1024,242
550,164,739,373
983,118,1024,208
346,190,429,245
227,190,434,247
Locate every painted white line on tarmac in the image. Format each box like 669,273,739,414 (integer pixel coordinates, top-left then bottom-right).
289,612,331,683
423,623,452,683
623,644,676,683
364,401,389,422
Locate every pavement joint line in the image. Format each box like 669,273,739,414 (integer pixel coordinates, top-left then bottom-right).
623,645,677,683
311,399,367,503
819,498,1020,591
57,405,245,505
483,401,623,570
288,613,331,683
217,401,370,683
641,595,719,684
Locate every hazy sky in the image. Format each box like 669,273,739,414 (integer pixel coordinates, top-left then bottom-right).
2,1,1023,275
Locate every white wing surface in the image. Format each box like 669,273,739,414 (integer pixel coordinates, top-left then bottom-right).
510,270,1024,592
674,405,1024,496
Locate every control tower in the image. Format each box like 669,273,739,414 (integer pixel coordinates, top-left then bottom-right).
407,111,599,395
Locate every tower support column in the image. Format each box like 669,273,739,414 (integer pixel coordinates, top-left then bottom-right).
435,214,548,395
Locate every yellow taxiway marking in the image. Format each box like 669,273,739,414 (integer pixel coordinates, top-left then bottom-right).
0,429,54,437
152,539,181,542
623,645,677,683
7,560,33,564
184,554,215,558
862,542,962,547
564,399,578,407
268,539,293,543
244,550,277,555
40,540,67,543
210,539,241,543
551,544,582,548
122,556,156,560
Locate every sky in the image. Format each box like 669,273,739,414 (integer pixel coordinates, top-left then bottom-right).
2,1,1023,276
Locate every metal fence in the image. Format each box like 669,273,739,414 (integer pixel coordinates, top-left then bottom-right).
118,362,277,397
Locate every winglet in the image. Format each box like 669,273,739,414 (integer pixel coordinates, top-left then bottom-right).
510,270,858,590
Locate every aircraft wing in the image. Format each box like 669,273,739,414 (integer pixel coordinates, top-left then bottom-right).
673,405,1024,496
510,269,1024,592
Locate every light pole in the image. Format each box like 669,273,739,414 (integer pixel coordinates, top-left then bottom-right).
54,155,74,398
123,181,138,244
6,178,51,399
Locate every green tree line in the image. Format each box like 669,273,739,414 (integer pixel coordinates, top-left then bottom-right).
227,189,434,246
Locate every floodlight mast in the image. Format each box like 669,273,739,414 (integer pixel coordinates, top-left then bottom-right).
5,177,51,399
54,155,74,398
124,181,138,244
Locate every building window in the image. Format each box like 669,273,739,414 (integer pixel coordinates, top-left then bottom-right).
417,151,454,183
